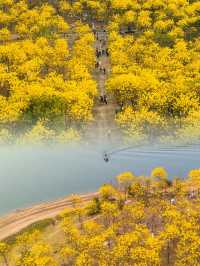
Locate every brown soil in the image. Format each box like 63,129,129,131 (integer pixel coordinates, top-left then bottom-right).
0,192,98,241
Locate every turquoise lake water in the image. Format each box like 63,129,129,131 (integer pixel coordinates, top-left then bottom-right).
0,143,199,215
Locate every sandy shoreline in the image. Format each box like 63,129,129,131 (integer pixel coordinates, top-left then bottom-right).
0,192,98,241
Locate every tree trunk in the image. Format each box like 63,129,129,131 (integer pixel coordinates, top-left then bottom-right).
3,255,9,266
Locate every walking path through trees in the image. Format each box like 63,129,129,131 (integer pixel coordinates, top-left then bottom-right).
85,23,121,143
9,21,122,144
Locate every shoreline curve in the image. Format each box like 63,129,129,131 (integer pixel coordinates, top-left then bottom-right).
0,192,98,241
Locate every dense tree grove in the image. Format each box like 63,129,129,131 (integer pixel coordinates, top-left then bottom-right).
1,167,200,265
0,0,98,143
104,0,200,141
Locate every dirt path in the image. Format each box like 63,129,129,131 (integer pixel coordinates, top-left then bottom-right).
0,192,98,241
85,24,121,143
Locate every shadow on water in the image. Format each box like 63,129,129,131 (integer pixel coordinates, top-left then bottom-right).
0,141,200,215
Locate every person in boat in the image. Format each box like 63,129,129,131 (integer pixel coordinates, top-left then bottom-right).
104,153,109,162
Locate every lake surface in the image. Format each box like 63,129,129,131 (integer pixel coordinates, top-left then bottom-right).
0,142,200,215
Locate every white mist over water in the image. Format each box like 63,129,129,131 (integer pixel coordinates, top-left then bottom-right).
0,142,200,215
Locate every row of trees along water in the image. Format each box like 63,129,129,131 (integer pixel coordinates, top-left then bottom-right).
1,0,200,143
1,167,200,265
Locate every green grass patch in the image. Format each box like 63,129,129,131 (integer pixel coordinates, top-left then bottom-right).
5,218,55,245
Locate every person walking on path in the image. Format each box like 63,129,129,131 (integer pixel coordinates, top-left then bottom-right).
103,95,108,104
100,95,104,103
98,60,102,71
107,129,111,141
95,61,99,68
96,48,99,58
